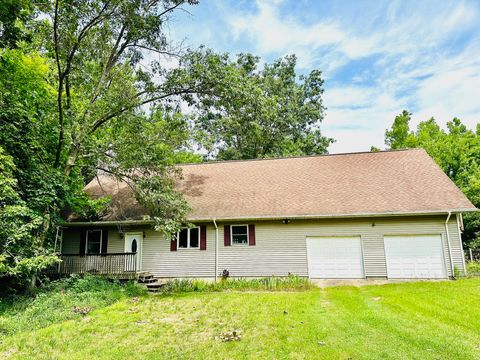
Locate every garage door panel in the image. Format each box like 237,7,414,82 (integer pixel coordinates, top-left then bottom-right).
306,236,364,279
384,235,447,279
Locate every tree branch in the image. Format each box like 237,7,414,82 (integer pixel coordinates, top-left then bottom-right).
54,0,115,168
88,88,199,135
124,44,182,57
89,24,126,105
157,1,184,18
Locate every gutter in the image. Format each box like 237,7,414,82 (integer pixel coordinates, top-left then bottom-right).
445,211,455,278
212,219,218,282
63,208,478,227
184,208,478,223
63,220,155,227
456,214,467,275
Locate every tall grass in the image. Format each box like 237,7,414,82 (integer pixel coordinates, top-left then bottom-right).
0,275,145,337
158,275,311,294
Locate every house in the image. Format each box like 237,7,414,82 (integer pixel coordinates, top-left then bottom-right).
59,149,476,280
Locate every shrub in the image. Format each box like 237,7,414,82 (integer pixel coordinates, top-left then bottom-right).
157,275,311,294
467,261,480,276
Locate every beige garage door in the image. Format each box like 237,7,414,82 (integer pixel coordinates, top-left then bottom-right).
384,235,447,279
306,236,364,279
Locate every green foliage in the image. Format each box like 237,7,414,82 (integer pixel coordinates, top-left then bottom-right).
0,145,57,280
466,261,480,276
0,274,145,337
157,275,312,294
170,49,333,160
384,110,414,149
0,2,200,287
0,0,35,48
0,49,74,283
383,111,480,248
39,0,201,234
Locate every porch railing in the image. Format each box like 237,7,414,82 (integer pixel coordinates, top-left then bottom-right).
48,253,137,279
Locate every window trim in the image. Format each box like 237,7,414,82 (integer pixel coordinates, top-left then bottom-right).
231,224,249,246
177,226,200,250
86,229,103,254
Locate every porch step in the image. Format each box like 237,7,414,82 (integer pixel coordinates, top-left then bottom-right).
145,280,167,293
141,278,157,284
137,272,155,283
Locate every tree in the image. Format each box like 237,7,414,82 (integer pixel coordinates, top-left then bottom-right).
384,110,414,149
383,111,480,248
169,50,332,160
40,0,200,233
0,49,63,286
1,1,334,289
45,0,198,173
0,1,200,288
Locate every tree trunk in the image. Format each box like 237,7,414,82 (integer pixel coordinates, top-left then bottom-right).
28,274,37,293
64,143,80,176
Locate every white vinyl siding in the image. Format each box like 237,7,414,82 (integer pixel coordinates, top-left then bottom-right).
107,231,124,253
141,228,214,277
62,215,465,278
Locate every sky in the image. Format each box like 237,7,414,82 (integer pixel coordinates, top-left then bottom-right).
168,0,480,153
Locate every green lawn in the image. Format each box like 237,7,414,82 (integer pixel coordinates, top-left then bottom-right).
1,278,480,359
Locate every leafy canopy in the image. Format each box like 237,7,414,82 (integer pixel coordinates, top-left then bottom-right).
0,0,333,287
169,50,332,160
383,111,480,248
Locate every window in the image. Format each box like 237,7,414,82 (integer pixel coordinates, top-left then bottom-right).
177,227,200,249
231,225,248,245
86,230,102,254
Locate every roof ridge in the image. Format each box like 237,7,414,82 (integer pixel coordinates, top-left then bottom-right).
179,148,425,166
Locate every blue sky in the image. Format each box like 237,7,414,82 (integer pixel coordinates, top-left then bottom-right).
168,0,480,153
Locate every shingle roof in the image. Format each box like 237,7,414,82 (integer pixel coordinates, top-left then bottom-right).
81,149,476,222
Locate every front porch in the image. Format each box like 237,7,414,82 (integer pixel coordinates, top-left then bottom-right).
48,252,139,279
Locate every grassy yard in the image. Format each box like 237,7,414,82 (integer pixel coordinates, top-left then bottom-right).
1,278,480,359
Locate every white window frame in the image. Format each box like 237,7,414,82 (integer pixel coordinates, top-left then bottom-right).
86,229,103,254
177,227,200,249
231,224,249,246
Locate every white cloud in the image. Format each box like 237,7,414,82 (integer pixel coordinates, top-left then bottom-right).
174,0,480,153
323,87,403,153
228,1,378,69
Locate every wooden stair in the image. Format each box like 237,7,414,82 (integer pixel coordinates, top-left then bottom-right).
145,281,167,293
136,272,166,293
137,272,156,284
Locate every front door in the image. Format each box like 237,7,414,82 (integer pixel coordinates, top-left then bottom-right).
124,232,142,271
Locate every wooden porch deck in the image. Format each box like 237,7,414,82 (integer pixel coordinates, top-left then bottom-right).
47,252,138,279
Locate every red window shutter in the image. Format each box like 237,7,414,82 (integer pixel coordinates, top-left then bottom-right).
224,225,231,246
101,229,108,254
248,224,256,246
200,225,207,250
79,229,86,255
170,235,177,251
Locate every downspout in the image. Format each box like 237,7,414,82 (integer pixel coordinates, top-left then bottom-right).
456,213,467,275
213,219,218,282
445,211,455,278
